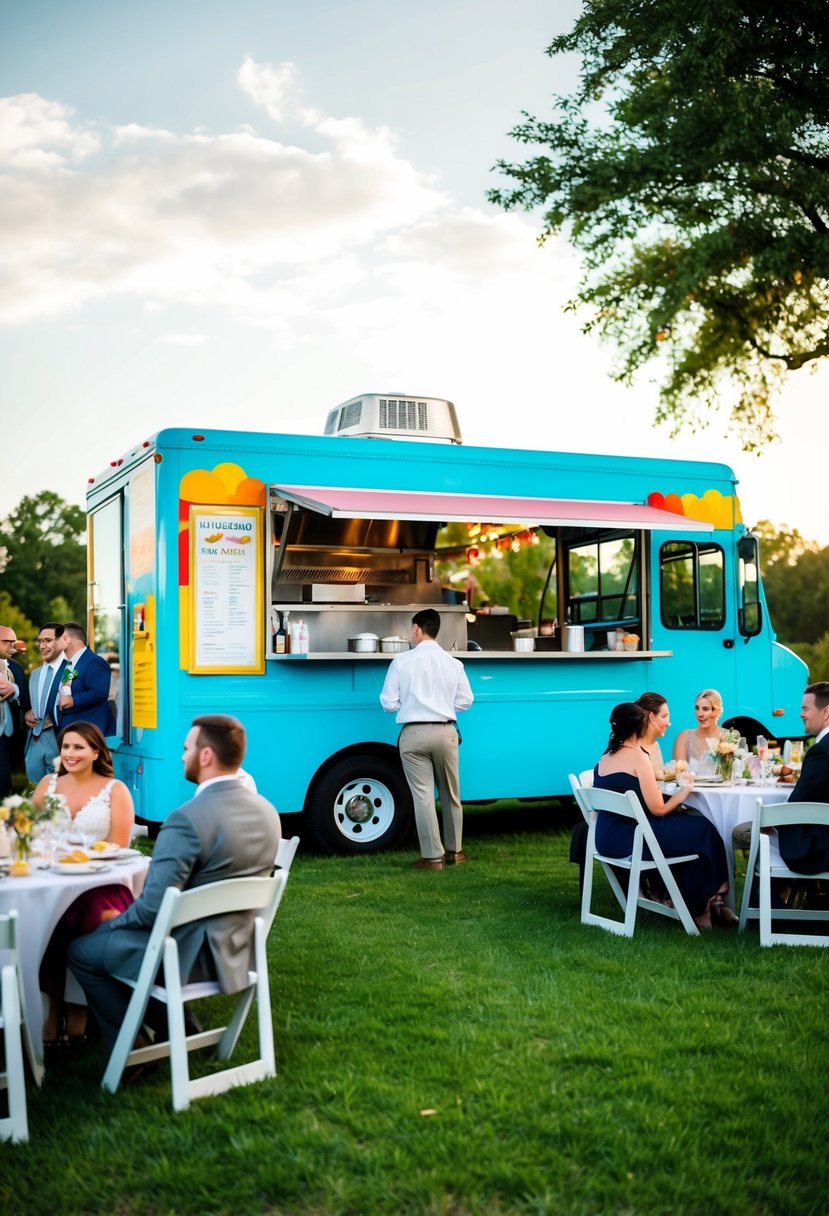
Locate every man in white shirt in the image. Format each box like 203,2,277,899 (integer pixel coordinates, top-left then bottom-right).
24,621,68,781
380,609,474,870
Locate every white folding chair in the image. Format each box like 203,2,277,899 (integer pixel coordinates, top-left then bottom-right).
738,800,829,947
0,912,29,1142
575,784,700,936
568,771,596,898
274,835,300,871
102,871,289,1111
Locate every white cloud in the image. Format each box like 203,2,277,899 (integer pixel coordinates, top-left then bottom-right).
155,332,207,345
0,93,100,167
0,62,467,324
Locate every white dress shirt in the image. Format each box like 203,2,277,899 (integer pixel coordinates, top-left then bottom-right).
380,639,474,724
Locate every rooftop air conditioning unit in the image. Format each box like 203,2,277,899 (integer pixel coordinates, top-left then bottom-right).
323,393,462,444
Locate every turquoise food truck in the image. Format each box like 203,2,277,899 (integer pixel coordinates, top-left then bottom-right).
84,393,806,851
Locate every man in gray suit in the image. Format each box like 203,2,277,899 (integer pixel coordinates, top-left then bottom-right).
68,714,281,1047
24,621,68,781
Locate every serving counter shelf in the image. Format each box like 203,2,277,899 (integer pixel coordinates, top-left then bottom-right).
266,649,673,661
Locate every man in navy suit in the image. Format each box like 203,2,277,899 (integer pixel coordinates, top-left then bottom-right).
0,623,31,797
779,682,829,874
57,621,115,737
24,621,69,781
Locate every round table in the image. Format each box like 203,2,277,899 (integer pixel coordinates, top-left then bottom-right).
0,853,150,1066
681,782,793,906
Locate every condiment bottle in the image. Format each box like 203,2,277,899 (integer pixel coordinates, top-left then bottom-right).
282,611,292,653
274,611,286,655
299,619,309,655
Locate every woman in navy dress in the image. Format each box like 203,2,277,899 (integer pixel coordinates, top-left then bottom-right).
594,701,735,930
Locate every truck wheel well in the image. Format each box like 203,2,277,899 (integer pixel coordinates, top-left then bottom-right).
303,742,402,813
722,716,772,747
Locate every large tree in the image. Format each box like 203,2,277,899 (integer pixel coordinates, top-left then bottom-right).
489,1,829,447
0,491,87,627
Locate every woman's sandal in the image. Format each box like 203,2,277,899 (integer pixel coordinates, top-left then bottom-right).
60,1032,89,1047
709,896,739,927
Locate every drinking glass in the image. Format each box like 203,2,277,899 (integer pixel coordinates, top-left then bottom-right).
34,822,56,869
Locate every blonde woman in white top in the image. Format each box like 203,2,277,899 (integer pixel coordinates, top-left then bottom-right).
672,688,724,767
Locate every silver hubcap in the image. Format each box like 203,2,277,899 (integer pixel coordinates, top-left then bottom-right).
333,775,396,843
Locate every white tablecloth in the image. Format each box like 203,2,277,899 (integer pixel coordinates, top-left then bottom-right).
0,854,149,1064
682,783,793,906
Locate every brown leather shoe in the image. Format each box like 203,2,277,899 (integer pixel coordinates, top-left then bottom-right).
411,857,444,870
445,851,466,865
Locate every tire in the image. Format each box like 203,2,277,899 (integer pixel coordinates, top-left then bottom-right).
308,753,413,854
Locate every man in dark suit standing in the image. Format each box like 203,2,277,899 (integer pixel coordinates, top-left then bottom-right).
778,682,829,874
69,714,281,1047
57,621,115,736
0,623,31,798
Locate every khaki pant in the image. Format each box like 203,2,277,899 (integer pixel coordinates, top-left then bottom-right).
399,723,463,859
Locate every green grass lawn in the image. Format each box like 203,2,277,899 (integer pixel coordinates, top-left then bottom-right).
5,802,828,1216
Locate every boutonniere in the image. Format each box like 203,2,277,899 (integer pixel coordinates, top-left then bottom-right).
60,668,78,686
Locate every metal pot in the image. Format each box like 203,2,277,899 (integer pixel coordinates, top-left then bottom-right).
562,625,585,653
347,635,379,653
380,637,410,653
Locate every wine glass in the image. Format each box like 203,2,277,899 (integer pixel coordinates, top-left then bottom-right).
756,735,769,784
35,822,57,869
788,741,802,778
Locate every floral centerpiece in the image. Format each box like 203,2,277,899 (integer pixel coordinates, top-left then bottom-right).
1,787,67,861
707,727,742,782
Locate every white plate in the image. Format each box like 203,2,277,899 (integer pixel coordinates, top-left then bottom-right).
693,776,724,786
55,861,111,874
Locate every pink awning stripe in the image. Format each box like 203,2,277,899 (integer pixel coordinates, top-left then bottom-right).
273,485,712,532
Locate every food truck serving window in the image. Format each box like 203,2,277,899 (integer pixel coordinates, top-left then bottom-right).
566,533,639,625
660,540,725,630
88,495,126,738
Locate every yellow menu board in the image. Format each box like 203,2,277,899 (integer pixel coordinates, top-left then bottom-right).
188,506,265,674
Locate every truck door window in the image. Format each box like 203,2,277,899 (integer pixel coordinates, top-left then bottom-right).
660,540,725,630
566,534,638,624
737,533,762,636
89,496,126,736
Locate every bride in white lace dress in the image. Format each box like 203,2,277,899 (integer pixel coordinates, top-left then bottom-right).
33,721,135,1044
672,688,724,773
34,723,134,846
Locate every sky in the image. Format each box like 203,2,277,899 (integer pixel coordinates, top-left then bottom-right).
1,0,825,543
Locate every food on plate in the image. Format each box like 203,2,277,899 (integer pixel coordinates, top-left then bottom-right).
59,849,91,864
778,774,797,785
9,858,30,877
674,759,688,773
91,840,113,851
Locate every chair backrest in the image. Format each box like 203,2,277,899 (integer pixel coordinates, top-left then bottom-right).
163,872,288,933
0,910,18,952
274,835,300,871
758,801,829,833
578,784,642,822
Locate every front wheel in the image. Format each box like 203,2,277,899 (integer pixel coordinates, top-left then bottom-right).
308,753,413,854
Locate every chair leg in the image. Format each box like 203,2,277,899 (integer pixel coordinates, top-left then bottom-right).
101,979,156,1094
163,940,191,1113
759,836,774,947
1,966,28,1143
